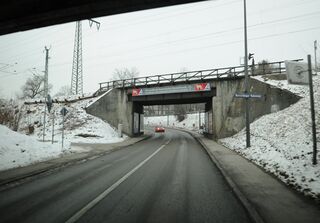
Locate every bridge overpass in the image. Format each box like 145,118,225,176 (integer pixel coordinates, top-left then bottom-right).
0,0,207,35
86,60,300,138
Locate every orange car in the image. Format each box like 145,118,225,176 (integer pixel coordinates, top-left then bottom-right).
155,126,165,133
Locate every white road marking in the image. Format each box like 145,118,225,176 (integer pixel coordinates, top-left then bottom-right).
65,140,171,223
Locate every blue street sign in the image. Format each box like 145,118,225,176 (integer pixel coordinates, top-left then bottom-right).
235,93,263,99
60,107,68,116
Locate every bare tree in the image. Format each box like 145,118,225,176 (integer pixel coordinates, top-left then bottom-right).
111,67,139,80
54,85,72,97
174,104,187,122
254,59,276,75
19,74,52,99
0,99,21,131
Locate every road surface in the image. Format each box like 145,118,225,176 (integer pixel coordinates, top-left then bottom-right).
0,129,251,223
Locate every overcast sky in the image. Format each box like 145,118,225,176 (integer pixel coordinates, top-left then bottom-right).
0,0,319,98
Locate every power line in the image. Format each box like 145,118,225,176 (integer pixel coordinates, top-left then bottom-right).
73,13,320,62
6,7,320,64
1,0,318,63
46,24,320,69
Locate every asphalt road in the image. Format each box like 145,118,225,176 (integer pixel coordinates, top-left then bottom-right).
0,129,251,223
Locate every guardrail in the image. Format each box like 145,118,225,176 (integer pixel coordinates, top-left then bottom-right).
97,59,302,94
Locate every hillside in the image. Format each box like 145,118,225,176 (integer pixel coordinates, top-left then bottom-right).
0,94,125,171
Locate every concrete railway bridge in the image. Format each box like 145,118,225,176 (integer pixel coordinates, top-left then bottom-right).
1,1,301,139
87,60,300,138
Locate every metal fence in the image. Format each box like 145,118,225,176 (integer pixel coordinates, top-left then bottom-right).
97,59,302,94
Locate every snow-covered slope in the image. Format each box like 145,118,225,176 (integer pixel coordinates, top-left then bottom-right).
0,96,125,171
19,97,125,145
0,124,64,171
220,74,320,200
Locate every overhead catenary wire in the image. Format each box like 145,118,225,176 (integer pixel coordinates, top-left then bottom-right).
35,24,320,70
2,20,320,77
0,0,318,62
3,8,320,68
0,0,319,80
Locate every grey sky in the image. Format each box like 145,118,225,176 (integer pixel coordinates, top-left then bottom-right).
0,0,319,98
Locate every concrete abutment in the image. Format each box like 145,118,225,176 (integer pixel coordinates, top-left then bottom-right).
86,77,300,139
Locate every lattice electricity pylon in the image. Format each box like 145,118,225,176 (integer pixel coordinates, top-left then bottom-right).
71,21,83,95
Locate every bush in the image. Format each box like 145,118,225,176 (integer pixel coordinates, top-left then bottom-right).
0,99,22,131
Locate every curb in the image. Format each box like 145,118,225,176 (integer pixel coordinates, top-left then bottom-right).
0,133,153,188
180,129,265,223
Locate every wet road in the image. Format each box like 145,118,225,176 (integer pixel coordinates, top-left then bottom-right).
0,129,251,223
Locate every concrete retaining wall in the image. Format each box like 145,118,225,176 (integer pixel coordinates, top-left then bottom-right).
212,77,300,139
86,89,133,136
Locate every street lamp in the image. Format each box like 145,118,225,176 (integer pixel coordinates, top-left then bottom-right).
243,0,250,148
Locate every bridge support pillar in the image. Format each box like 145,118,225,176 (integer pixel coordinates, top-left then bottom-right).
132,103,144,136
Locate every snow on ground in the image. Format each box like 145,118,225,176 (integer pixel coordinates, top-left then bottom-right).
220,74,320,200
0,95,125,171
144,113,205,131
0,125,63,171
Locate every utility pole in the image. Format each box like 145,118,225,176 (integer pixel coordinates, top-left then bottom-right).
243,0,250,148
314,40,318,72
199,111,201,130
43,46,50,142
44,47,50,97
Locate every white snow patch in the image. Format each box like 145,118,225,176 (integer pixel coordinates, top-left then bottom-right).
0,125,65,171
0,96,126,171
220,74,320,199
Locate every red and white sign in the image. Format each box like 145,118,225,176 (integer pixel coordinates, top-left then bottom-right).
132,83,210,96
194,83,210,91
132,88,142,96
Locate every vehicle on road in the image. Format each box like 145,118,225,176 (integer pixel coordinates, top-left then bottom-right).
155,126,165,133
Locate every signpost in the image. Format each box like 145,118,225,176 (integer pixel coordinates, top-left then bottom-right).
52,112,55,144
45,94,55,144
46,94,53,112
307,55,317,165
286,56,317,164
43,94,53,142
60,107,68,148
235,92,263,148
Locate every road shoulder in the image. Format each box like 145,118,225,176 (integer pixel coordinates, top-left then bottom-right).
187,130,320,223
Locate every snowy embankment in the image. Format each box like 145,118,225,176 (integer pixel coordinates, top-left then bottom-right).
220,74,320,200
0,125,64,171
0,94,125,171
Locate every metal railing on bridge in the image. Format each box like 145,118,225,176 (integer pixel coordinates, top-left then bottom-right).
97,59,302,94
